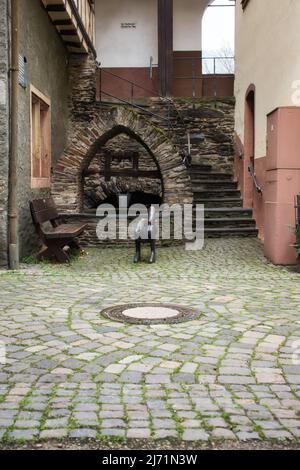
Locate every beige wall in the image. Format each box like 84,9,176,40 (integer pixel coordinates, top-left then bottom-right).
173,0,210,51
95,0,158,67
235,0,300,158
95,0,211,67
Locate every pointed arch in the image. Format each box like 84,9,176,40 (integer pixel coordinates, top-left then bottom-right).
52,107,193,212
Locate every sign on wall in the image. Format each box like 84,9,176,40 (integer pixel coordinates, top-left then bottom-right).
121,23,137,29
18,54,27,89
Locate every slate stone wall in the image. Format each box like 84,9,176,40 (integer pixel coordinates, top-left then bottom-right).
0,0,9,266
149,97,235,173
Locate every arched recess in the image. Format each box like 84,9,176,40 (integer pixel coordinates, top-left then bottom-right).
243,84,255,208
52,107,193,212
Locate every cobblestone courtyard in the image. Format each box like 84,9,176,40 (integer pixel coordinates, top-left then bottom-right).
0,238,300,444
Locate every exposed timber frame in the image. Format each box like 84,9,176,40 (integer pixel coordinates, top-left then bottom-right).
158,0,173,97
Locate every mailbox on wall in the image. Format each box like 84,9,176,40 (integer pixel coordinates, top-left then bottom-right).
267,107,300,171
264,107,300,265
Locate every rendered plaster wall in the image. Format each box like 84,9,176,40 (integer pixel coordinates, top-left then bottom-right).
95,0,211,67
17,0,70,259
234,0,300,159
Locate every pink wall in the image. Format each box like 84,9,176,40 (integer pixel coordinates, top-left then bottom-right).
234,133,265,241
235,105,300,265
264,107,300,265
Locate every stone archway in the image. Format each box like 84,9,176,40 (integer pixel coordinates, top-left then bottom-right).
52,106,193,213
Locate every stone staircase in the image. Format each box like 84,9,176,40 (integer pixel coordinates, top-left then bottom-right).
99,97,258,238
148,97,236,173
148,97,258,237
190,163,258,237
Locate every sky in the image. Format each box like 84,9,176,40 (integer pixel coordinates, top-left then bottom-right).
202,0,235,57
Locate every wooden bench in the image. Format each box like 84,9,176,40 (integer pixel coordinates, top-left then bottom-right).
30,197,87,263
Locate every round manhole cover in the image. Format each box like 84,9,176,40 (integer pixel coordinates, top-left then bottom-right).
100,303,200,325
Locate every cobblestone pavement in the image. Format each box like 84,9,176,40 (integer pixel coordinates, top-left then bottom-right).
0,238,300,443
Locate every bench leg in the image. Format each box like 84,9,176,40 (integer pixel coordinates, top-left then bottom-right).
37,246,55,262
69,237,82,251
39,241,70,263
51,244,70,263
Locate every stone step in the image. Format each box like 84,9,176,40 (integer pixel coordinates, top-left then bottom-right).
199,207,253,218
192,181,238,190
189,164,212,173
204,217,256,228
204,216,255,224
194,197,243,208
204,227,259,237
193,189,241,198
191,173,233,181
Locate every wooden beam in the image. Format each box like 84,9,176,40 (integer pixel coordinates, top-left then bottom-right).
46,4,66,12
60,29,78,36
52,19,72,26
158,0,173,96
64,41,82,48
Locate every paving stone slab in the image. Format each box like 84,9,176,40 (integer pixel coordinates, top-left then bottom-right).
182,429,209,441
1,240,300,443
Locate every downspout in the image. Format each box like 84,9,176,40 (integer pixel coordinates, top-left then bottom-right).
8,0,19,269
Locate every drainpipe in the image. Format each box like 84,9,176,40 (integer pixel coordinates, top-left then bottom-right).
8,0,19,269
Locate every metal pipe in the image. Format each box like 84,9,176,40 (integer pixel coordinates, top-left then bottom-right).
192,60,196,99
150,56,153,80
8,0,19,269
187,132,191,156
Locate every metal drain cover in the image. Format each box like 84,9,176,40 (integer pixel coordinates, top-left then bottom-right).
100,303,200,325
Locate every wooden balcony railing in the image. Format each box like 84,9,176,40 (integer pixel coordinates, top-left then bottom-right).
72,0,95,46
42,0,96,56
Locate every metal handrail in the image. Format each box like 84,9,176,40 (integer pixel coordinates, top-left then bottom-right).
295,195,300,226
174,56,235,60
98,65,191,156
100,91,194,166
100,68,160,99
172,55,234,98
99,67,171,105
174,56,235,74
248,165,263,195
99,90,173,128
175,74,234,79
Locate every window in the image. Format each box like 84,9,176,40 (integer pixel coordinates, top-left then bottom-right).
30,85,51,188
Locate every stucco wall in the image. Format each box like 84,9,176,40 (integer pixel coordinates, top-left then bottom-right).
234,0,300,159
18,0,70,259
95,0,158,67
0,0,9,266
173,0,210,52
95,0,210,67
